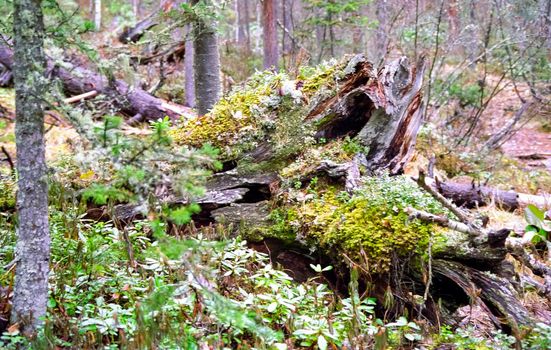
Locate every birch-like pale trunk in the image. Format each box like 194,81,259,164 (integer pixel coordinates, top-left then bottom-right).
132,0,140,17
11,0,50,336
184,24,196,108
94,0,102,31
191,0,220,115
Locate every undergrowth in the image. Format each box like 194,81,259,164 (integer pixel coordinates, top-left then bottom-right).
0,211,423,349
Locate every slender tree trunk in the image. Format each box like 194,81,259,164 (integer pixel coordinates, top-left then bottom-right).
281,0,294,55
541,0,551,48
447,0,460,45
466,0,478,66
132,0,140,17
255,1,261,52
191,0,220,115
94,0,102,31
184,24,196,108
11,0,50,336
236,0,250,50
374,0,390,63
76,0,90,18
328,11,335,58
244,0,251,48
262,0,278,70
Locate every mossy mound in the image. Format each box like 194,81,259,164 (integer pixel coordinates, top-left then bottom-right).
269,173,448,273
169,58,352,160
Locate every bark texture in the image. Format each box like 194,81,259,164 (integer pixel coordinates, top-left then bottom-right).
93,0,102,31
282,0,295,55
191,0,221,115
262,0,279,70
184,23,196,108
11,0,51,335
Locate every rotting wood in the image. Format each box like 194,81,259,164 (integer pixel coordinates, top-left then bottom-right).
433,260,533,336
423,177,550,211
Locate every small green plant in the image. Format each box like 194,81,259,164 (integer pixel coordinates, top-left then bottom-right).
437,325,516,350
523,204,550,245
523,322,551,350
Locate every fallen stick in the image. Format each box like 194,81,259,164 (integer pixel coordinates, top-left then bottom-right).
63,90,98,104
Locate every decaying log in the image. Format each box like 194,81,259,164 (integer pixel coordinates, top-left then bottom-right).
210,202,271,227
67,51,543,333
119,12,159,44
130,42,186,65
118,0,185,44
243,55,427,176
424,177,550,212
0,44,192,122
303,56,427,174
433,260,533,335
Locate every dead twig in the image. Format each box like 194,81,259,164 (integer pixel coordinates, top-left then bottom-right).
1,146,14,173
414,170,473,226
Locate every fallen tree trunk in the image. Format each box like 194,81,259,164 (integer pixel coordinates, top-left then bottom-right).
119,12,159,43
237,55,427,174
118,0,185,43
0,43,191,123
425,177,550,211
130,41,186,65
80,54,544,334
432,260,533,334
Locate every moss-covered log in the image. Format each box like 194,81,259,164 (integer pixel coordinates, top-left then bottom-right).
70,53,541,334
171,54,426,174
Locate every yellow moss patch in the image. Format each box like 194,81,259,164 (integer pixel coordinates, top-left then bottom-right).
297,59,344,97
169,71,286,159
0,175,16,211
269,174,448,273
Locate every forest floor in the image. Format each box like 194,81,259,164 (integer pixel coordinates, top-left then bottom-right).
481,77,551,170
0,65,550,348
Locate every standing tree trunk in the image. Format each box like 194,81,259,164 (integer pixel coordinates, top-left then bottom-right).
374,0,390,63
191,0,220,115
132,0,140,17
236,0,251,51
262,0,278,70
184,23,196,108
281,0,295,61
76,0,90,19
93,0,102,31
10,0,51,336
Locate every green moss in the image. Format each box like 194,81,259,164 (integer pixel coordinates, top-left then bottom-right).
269,173,447,273
253,207,301,244
0,176,16,211
170,71,290,159
297,59,345,98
